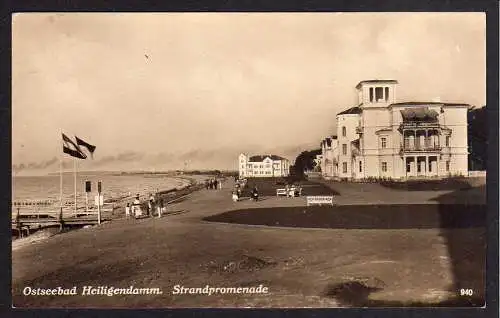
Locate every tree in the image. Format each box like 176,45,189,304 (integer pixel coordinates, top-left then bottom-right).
292,149,322,177
468,106,487,170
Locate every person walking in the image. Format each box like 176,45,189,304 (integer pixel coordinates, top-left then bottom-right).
125,203,131,219
214,179,218,190
133,194,141,218
148,193,155,217
158,198,164,218
251,186,259,201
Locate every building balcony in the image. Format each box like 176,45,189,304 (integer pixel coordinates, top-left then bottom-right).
355,126,363,134
400,144,442,155
399,121,441,131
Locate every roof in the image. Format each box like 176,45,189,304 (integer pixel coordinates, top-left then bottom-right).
391,101,469,107
337,106,362,115
400,108,439,122
325,138,332,147
355,79,398,89
249,155,287,162
375,127,393,134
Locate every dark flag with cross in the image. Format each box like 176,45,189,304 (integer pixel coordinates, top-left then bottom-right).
62,133,86,159
75,136,96,159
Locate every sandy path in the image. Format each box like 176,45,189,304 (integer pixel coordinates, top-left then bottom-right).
12,179,485,308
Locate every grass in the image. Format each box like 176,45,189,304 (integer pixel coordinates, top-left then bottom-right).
239,177,339,197
203,204,486,229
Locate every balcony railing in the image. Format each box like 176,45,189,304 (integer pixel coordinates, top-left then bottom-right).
399,121,441,129
400,144,442,153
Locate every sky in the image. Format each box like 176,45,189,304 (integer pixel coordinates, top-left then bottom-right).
12,12,486,174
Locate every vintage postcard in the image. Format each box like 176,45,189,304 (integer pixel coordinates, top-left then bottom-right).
11,12,488,308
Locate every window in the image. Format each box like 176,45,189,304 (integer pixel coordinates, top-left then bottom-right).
369,87,374,102
381,162,387,172
385,87,389,101
381,137,387,149
446,161,450,172
359,161,362,173
445,136,450,147
375,87,383,101
342,126,346,137
342,162,347,173
241,165,244,169
342,144,347,155
265,164,271,168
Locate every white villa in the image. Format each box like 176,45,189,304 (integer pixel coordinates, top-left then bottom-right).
320,79,469,180
238,154,290,178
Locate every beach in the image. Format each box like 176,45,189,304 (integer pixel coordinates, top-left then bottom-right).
12,177,486,308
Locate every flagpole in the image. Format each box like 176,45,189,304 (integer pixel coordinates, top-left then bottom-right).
59,132,64,231
74,158,77,215
60,149,63,212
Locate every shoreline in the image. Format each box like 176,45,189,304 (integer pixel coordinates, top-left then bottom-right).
12,174,215,250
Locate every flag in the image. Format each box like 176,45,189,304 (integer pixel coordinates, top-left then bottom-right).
75,136,96,159
62,133,86,159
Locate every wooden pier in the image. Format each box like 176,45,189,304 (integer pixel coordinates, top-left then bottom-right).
11,203,115,238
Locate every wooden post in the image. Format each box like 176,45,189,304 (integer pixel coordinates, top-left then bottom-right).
59,206,64,232
97,195,101,225
16,207,21,238
97,181,102,225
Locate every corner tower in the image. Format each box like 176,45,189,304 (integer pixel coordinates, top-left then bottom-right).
356,79,398,107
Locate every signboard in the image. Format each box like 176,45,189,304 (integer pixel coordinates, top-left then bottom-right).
306,196,334,206
85,181,91,193
94,195,104,206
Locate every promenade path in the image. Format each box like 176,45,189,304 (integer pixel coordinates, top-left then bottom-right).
12,179,486,308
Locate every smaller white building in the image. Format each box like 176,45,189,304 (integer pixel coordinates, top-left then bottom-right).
238,154,290,178
320,136,339,179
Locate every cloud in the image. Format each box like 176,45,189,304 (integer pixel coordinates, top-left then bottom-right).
91,151,145,167
12,13,485,169
12,156,58,172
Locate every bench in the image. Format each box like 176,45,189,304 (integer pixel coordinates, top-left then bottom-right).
276,188,287,196
306,196,334,206
276,187,302,197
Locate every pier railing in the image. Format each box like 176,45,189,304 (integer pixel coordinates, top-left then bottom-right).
12,201,115,237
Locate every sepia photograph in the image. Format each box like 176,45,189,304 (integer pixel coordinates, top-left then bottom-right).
11,12,488,308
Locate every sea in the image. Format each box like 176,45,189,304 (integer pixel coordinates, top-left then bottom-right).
12,173,192,208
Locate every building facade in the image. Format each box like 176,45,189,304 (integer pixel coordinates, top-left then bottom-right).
321,80,469,180
320,136,338,179
238,154,290,178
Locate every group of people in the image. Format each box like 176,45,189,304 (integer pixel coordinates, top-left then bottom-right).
205,178,222,190
125,193,166,219
232,179,259,202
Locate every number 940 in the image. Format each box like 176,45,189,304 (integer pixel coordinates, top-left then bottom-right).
460,289,474,296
